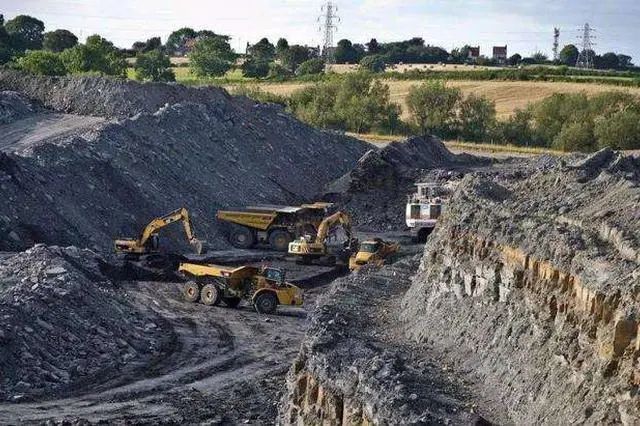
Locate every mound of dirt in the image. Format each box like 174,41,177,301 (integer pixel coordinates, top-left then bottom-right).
0,91,35,125
0,72,368,252
323,135,487,230
0,245,173,402
402,149,640,423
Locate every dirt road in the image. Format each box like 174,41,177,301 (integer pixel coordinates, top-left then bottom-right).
0,113,105,152
0,279,314,424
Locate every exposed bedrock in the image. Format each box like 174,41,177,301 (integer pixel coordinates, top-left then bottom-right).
402,150,640,424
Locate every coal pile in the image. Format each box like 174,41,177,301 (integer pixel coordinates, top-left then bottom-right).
323,135,487,230
0,245,173,402
0,91,35,125
0,71,369,252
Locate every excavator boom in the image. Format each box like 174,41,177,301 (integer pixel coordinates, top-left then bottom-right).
115,207,206,256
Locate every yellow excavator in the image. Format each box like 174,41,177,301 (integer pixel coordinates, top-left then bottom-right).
114,208,206,257
288,211,356,265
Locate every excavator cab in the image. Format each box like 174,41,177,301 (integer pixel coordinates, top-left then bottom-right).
262,267,286,285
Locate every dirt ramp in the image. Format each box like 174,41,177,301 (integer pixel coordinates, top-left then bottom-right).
402,149,640,423
0,245,174,402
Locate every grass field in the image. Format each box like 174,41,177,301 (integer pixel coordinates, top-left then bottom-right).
246,80,640,119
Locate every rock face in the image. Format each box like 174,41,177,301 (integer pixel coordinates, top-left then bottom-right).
402,150,640,424
279,258,488,425
0,245,172,401
323,135,486,230
0,91,35,124
0,72,368,251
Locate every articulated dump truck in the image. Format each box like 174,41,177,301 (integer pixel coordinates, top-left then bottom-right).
216,203,334,251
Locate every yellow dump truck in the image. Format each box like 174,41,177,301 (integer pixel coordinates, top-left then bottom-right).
349,238,400,271
179,262,303,314
216,203,334,251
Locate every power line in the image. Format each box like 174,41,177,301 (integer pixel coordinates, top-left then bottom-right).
576,23,596,69
318,1,339,64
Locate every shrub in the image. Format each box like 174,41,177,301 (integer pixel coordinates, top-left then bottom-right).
267,62,293,79
17,50,66,75
241,58,270,78
552,121,596,152
406,81,461,136
594,110,640,150
296,58,325,76
359,55,386,73
457,94,496,141
232,85,288,106
492,109,541,146
60,35,126,77
134,50,175,82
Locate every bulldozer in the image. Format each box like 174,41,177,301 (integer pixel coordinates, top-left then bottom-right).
287,211,356,265
348,238,400,271
114,208,206,259
179,262,303,314
216,203,334,251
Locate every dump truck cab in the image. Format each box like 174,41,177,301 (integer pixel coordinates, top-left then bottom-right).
179,262,303,314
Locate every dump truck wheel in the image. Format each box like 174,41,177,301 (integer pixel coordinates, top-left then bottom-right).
229,226,255,249
269,229,292,251
200,284,222,306
254,292,278,314
223,297,241,308
183,281,200,303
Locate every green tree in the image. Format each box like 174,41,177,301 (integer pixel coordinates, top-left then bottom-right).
60,35,126,77
5,15,45,51
359,55,386,73
531,51,548,63
617,54,633,69
276,38,289,56
366,38,380,54
0,21,12,64
43,29,78,52
406,81,461,136
492,109,539,146
507,53,522,66
134,49,175,82
334,39,364,64
296,58,325,75
165,27,197,56
281,45,312,72
596,52,619,69
458,94,496,141
267,62,292,79
559,44,579,66
241,58,270,78
248,38,275,62
189,36,234,77
17,50,66,76
594,110,640,150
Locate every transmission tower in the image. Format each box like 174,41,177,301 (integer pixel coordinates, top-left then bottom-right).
318,1,340,64
576,23,596,69
553,27,560,61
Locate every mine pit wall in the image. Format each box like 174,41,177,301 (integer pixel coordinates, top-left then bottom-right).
403,225,640,424
282,361,373,425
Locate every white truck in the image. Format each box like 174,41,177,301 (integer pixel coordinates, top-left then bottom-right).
405,183,446,242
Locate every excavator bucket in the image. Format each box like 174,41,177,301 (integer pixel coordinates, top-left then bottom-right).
190,238,207,255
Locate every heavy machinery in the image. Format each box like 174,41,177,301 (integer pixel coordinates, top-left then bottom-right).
216,203,334,251
288,211,356,265
178,262,303,314
348,238,400,271
114,208,206,258
406,183,448,242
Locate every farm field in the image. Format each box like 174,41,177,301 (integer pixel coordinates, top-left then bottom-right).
236,79,640,119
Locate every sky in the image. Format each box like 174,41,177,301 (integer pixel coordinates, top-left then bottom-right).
3,0,639,61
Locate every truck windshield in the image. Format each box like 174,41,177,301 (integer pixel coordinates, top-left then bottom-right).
265,268,284,283
360,243,379,253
